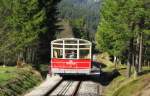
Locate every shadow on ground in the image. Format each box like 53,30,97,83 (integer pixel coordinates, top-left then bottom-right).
53,61,120,86
92,61,107,68
138,69,150,76
92,69,120,86
62,69,120,86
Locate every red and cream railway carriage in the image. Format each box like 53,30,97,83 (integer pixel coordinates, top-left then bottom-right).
50,38,92,75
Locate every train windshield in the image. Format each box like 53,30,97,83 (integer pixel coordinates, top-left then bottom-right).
51,38,91,59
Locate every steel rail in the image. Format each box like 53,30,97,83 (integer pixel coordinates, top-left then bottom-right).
44,79,63,96
47,80,82,96
71,81,81,96
57,81,73,95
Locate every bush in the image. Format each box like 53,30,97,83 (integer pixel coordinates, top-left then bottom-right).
0,66,43,96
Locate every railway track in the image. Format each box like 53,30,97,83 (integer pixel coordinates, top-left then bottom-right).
25,76,101,96
46,80,81,96
45,80,100,96
77,81,100,96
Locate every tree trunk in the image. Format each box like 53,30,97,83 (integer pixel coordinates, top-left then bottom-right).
127,58,131,78
32,49,36,64
17,52,23,67
138,32,143,72
23,47,27,63
3,55,6,67
27,48,29,63
134,36,140,77
134,51,138,79
114,56,117,63
29,48,32,63
132,54,135,67
30,48,33,63
127,38,133,78
26,47,31,64
114,56,117,69
138,17,145,72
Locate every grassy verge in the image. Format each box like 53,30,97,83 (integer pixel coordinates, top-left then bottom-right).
96,53,150,96
0,67,19,85
103,67,150,96
0,66,43,96
96,52,114,68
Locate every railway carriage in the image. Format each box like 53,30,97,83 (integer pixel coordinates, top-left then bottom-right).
50,38,92,75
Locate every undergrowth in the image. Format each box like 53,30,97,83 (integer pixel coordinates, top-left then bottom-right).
0,66,43,96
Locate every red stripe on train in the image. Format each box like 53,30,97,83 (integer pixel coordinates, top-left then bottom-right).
51,58,91,69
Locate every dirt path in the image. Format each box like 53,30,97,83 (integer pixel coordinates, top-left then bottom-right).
140,83,150,96
136,80,150,96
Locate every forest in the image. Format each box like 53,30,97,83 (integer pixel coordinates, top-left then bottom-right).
0,0,149,96
0,0,149,77
96,0,150,77
0,0,61,68
57,0,100,41
0,0,101,68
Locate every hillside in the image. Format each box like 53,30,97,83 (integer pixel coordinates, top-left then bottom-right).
103,68,150,96
57,0,101,40
56,20,74,38
95,53,150,96
0,66,42,96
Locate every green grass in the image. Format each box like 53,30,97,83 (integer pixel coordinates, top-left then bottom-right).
104,67,150,96
113,74,150,96
96,54,114,67
0,66,43,96
96,53,150,96
0,67,19,85
102,64,126,72
104,75,127,96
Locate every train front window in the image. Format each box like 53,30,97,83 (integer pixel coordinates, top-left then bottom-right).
79,49,90,59
51,38,91,59
53,49,63,58
65,50,77,59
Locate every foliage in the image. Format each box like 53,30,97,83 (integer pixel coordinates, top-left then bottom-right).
96,0,130,57
96,0,150,76
112,74,150,96
0,66,42,96
0,0,61,65
70,18,88,39
96,53,114,67
6,0,45,51
104,68,150,96
57,0,101,41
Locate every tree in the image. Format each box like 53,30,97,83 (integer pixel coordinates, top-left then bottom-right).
96,0,150,77
57,0,101,41
96,0,129,65
4,0,46,64
0,0,61,67
37,0,61,64
70,18,89,40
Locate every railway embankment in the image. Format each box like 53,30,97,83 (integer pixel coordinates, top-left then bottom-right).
96,53,150,96
25,75,63,96
0,66,43,96
102,67,150,96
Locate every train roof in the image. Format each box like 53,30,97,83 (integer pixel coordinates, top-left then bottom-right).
51,38,91,45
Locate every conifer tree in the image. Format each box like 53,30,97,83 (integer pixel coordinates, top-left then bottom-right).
96,0,150,77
